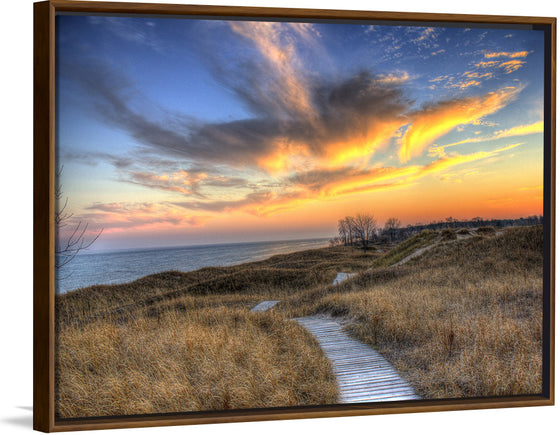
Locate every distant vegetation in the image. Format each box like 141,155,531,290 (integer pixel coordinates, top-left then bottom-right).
56,223,544,417
331,213,544,246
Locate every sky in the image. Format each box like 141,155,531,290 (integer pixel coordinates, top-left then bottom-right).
55,14,545,251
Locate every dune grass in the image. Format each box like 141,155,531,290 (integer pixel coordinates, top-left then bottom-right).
284,226,543,399
371,230,438,268
56,245,380,326
56,307,338,418
55,245,378,418
56,225,544,417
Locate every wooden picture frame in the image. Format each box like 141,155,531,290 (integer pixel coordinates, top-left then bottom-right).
34,0,556,432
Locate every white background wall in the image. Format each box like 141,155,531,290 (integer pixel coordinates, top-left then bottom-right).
1,0,557,434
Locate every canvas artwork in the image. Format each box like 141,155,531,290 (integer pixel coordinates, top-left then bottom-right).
54,12,548,420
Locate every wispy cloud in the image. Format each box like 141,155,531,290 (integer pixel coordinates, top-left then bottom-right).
88,16,163,52
62,201,209,234
475,57,526,75
450,79,481,89
421,142,523,175
484,51,529,59
398,86,522,162
125,171,206,197
518,185,543,191
500,59,526,74
475,60,501,68
62,151,136,169
429,120,543,156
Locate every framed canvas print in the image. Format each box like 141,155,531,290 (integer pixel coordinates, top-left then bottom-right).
33,0,555,432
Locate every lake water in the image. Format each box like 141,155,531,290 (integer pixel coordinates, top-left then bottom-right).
55,238,330,294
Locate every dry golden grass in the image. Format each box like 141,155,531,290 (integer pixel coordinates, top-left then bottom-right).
56,307,337,418
371,230,437,268
285,226,543,399
56,245,380,326
55,246,378,418
56,225,544,418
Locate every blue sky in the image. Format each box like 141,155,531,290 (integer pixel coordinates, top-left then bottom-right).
55,14,545,250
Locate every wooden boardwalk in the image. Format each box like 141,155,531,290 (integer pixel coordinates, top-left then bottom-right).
295,317,420,403
250,300,280,312
333,272,356,285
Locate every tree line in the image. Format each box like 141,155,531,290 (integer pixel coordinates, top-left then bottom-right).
331,213,544,249
333,213,402,252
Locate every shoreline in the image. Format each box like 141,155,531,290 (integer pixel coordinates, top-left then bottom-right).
73,236,333,256
56,238,334,295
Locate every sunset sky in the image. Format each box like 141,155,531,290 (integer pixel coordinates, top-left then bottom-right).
55,14,545,250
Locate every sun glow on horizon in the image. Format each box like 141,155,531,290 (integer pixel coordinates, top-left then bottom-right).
56,16,545,249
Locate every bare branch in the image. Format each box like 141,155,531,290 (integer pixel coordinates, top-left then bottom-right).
55,166,103,273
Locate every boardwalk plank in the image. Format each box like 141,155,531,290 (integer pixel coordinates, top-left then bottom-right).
333,272,357,285
295,316,420,404
250,301,280,312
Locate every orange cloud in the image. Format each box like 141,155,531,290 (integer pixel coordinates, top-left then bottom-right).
430,120,543,155
518,185,543,191
485,51,529,58
421,143,523,176
257,139,312,174
463,71,493,79
398,86,521,162
319,166,422,197
323,119,405,167
493,121,544,138
279,142,524,216
499,59,526,74
62,202,210,235
224,24,412,173
127,171,206,195
229,21,316,123
248,194,312,217
453,79,481,89
77,138,529,230
475,60,500,68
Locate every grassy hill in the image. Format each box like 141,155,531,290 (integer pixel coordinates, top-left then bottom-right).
55,225,544,418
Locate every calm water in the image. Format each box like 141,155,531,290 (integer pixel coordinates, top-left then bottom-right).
56,238,330,294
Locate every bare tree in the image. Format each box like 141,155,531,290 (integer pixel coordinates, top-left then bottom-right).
470,216,483,227
338,216,357,246
352,213,377,253
346,218,355,245
337,218,348,246
55,167,103,271
384,217,401,242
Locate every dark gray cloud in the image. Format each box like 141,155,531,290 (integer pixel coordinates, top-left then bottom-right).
62,151,135,169
84,202,155,214
65,57,411,170
75,213,184,230
172,190,306,214
120,170,252,198
204,177,251,188
85,202,129,213
125,171,202,196
173,191,274,213
285,165,413,195
286,166,375,192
